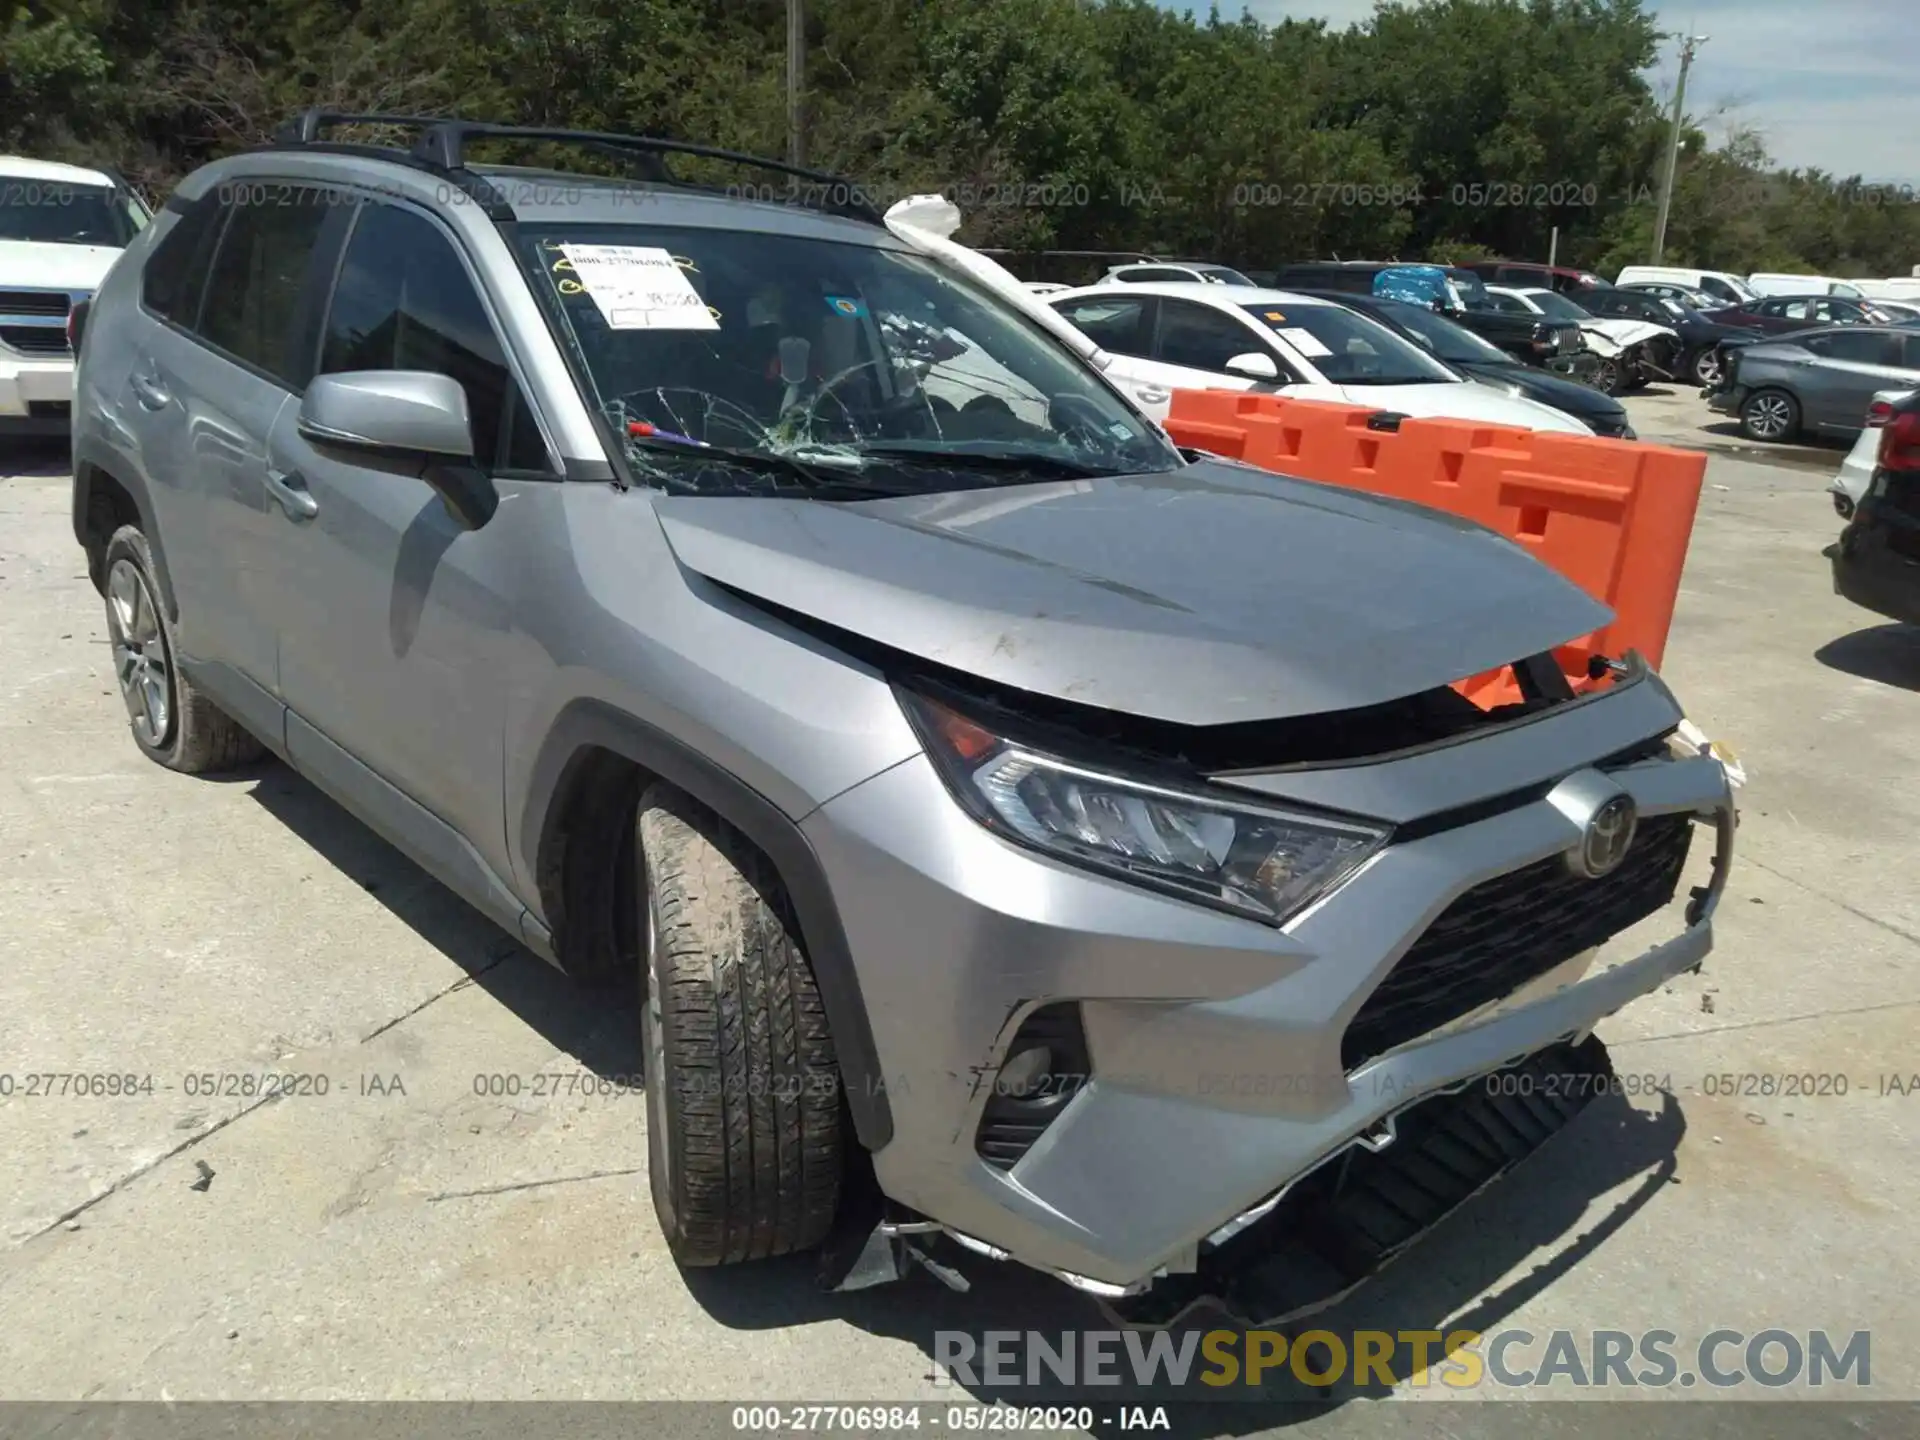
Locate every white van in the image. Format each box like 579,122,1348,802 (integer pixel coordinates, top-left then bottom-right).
1747,272,1864,298
1614,265,1757,305
1853,277,1920,302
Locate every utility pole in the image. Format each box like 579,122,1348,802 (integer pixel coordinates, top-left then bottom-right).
1650,32,1707,265
787,0,806,168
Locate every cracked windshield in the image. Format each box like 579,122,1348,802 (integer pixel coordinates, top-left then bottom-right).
520,226,1182,496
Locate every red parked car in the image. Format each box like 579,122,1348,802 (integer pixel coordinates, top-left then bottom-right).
1706,294,1894,335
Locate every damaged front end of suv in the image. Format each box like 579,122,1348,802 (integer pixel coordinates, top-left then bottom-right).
654,455,1737,1330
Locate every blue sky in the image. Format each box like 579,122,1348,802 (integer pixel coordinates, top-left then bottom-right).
1161,0,1920,187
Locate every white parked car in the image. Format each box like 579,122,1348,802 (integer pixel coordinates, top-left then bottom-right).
1614,264,1757,306
1747,272,1865,299
0,156,151,437
1831,390,1915,519
1486,285,1678,393
1104,262,1254,286
1046,282,1595,433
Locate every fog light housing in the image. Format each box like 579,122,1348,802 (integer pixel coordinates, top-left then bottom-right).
975,1003,1091,1171
996,1046,1054,1099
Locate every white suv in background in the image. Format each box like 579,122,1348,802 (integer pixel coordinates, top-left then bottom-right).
0,156,150,437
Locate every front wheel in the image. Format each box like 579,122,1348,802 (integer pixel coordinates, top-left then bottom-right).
636,784,844,1266
1592,357,1625,395
1740,388,1800,442
1692,347,1724,388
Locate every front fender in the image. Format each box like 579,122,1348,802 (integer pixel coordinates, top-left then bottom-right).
518,698,896,1151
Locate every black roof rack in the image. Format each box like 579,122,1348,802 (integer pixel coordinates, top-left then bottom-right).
270,110,885,224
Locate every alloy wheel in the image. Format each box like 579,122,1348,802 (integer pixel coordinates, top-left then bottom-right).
1694,351,1722,387
105,558,172,748
1744,393,1794,440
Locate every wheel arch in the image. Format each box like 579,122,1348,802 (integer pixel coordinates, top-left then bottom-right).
520,699,894,1152
72,457,180,619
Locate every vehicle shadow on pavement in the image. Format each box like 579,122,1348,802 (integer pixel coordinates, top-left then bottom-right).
1815,623,1920,692
243,767,643,1078
681,1093,1687,1433
0,439,72,477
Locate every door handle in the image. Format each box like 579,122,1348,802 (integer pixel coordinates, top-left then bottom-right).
1134,385,1170,404
265,467,318,520
129,373,171,410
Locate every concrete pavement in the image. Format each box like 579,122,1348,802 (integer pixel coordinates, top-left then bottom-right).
2,439,1918,1430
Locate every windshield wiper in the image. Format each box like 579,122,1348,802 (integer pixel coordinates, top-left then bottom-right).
853,444,1123,479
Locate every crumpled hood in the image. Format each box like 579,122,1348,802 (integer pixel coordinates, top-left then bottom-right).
0,240,120,294
1579,317,1674,352
656,460,1612,726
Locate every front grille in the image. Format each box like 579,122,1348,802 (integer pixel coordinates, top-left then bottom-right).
1342,811,1694,1070
0,324,70,356
974,1003,1091,1171
0,289,71,317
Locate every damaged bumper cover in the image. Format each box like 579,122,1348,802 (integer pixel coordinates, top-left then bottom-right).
804,666,1736,1305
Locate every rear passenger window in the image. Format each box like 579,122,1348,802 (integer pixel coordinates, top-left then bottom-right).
320,201,550,472
141,198,225,328
1053,296,1152,358
196,185,332,383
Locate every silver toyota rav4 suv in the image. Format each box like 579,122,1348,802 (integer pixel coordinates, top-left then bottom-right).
70,112,1735,1324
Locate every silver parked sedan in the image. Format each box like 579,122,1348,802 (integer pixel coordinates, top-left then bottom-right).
1707,325,1920,441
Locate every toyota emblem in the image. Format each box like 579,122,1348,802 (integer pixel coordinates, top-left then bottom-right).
1573,795,1638,879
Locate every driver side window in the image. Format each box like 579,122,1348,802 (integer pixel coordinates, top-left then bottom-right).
1153,298,1271,374
319,200,551,473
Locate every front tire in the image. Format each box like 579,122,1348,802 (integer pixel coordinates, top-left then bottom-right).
102,525,264,774
1592,356,1625,395
1740,388,1800,442
636,783,843,1266
1692,347,1724,387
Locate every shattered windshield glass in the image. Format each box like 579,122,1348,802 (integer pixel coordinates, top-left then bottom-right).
519,225,1183,497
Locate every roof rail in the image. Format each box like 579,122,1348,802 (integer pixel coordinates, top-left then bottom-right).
408,120,883,223
270,110,884,223
273,110,450,145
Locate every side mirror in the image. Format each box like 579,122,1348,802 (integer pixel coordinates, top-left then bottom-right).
1223,351,1280,381
297,371,497,531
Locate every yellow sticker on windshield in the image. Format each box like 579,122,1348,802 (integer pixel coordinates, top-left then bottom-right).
1265,311,1286,322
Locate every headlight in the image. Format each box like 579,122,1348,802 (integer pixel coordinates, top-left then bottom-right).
901,691,1390,924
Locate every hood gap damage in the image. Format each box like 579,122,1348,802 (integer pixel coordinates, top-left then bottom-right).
714,575,1603,778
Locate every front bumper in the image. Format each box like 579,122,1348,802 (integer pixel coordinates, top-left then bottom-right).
805,678,1735,1289
0,351,75,426
1706,384,1743,417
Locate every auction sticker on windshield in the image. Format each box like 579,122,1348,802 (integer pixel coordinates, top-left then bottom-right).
557,244,720,330
1277,326,1332,358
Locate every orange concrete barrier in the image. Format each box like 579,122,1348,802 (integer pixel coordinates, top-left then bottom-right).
1164,392,1707,706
